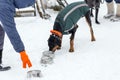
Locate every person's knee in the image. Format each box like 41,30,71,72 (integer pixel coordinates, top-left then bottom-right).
106,0,113,3
115,0,120,3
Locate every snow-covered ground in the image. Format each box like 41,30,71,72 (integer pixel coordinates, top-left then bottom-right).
1,0,120,80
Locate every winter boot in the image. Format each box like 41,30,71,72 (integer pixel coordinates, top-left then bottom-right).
0,50,11,71
110,4,120,21
104,2,114,19
0,64,11,71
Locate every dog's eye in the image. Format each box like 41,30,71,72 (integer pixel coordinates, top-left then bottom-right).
48,35,55,41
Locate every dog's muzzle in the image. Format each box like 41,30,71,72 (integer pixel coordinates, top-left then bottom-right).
48,34,61,51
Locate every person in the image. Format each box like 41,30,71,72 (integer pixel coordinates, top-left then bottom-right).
0,0,36,71
41,1,96,64
104,0,120,21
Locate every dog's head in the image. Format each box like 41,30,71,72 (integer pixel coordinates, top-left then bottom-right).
48,30,62,52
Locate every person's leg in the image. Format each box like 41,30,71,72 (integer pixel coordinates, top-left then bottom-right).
104,0,114,19
0,24,11,71
116,4,120,17
0,49,2,64
110,0,120,21
0,24,5,65
115,0,120,17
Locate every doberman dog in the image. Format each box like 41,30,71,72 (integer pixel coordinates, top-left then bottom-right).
85,0,101,24
48,1,96,53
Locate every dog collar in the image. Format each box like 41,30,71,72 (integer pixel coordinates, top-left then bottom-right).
50,30,62,37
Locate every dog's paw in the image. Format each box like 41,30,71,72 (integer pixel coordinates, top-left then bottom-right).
57,47,61,50
91,38,96,41
96,21,100,24
69,49,74,52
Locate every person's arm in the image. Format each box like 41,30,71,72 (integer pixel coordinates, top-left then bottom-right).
1,8,32,68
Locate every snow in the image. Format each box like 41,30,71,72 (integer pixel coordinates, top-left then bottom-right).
1,0,120,80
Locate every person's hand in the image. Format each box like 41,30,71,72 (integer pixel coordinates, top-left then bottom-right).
20,51,32,68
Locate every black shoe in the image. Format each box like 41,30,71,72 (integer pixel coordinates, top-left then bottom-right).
0,65,11,71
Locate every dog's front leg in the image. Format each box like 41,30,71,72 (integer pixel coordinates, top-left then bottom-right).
95,8,100,24
90,8,94,17
69,25,78,52
85,11,96,41
69,37,74,52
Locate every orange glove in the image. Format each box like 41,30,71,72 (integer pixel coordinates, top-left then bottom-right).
20,51,32,68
